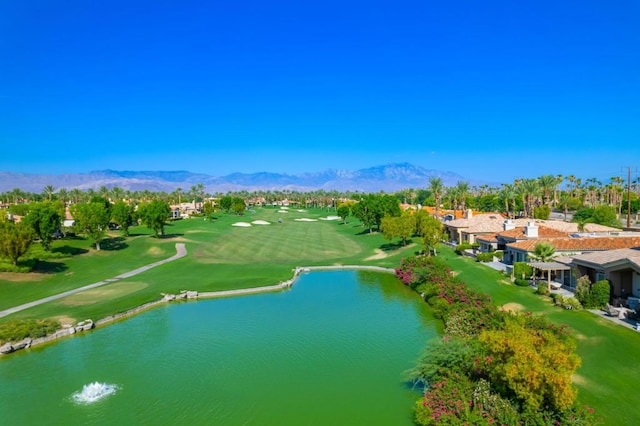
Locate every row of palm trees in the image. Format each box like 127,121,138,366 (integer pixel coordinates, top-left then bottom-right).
427,173,637,219
2,173,637,219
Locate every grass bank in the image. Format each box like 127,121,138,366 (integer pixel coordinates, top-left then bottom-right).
438,245,640,425
0,207,417,324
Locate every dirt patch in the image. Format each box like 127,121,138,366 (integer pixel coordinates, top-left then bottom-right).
147,246,164,256
365,249,387,261
0,272,47,282
60,281,149,306
500,303,525,313
52,315,77,326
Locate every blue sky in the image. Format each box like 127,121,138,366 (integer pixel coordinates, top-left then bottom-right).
1,0,638,183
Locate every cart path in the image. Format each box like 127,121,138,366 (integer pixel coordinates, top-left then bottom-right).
0,243,187,319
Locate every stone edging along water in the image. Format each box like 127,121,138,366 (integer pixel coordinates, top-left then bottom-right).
0,262,396,356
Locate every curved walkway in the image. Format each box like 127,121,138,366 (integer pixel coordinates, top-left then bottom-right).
0,243,187,319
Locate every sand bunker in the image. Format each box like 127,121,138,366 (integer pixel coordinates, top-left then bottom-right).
297,209,307,212
232,222,252,227
277,210,289,213
295,218,318,222
252,220,270,225
320,215,341,221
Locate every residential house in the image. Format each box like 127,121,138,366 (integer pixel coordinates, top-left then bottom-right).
571,248,640,308
505,235,640,265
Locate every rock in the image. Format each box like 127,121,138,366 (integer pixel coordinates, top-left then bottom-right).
186,291,198,299
0,343,14,354
163,294,176,301
175,292,187,300
12,341,27,351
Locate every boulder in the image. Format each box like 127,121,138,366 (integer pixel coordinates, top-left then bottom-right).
0,343,14,354
175,292,187,300
186,291,198,299
163,294,176,301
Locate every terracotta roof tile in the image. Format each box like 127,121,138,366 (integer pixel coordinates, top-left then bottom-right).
507,236,640,252
498,226,570,239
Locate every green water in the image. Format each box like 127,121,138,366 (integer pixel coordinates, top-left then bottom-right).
0,270,438,425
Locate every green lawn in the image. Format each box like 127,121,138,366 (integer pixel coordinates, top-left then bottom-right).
439,246,640,425
0,208,417,322
3,211,637,423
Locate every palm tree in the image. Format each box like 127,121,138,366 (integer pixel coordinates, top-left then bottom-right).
42,185,55,201
499,184,516,218
57,188,68,205
530,242,556,292
553,174,563,207
428,177,444,218
456,181,470,212
538,175,556,207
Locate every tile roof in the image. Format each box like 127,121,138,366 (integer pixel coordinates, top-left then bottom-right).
571,247,640,269
507,236,640,252
498,226,570,239
477,234,498,243
448,215,620,235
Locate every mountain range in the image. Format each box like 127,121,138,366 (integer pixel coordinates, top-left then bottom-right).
0,163,482,194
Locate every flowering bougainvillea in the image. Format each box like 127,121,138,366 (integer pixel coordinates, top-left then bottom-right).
398,254,601,425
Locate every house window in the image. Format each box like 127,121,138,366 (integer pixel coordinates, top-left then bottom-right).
596,271,605,282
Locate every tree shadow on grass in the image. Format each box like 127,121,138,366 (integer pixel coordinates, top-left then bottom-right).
380,241,411,252
158,233,185,239
32,260,69,274
100,237,129,251
51,245,89,256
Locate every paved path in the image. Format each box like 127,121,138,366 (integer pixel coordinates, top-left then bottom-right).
0,243,187,319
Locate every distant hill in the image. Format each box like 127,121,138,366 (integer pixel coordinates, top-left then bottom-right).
0,163,481,194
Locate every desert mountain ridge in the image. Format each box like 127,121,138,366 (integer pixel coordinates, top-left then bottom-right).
0,163,486,194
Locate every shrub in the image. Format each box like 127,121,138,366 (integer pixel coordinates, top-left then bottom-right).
574,275,592,306
475,252,494,262
533,205,551,220
536,281,550,296
513,262,533,280
514,278,530,287
590,280,611,308
552,294,580,310
454,243,472,255
0,319,60,344
493,250,504,260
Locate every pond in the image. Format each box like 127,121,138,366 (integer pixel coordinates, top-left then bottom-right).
0,270,438,425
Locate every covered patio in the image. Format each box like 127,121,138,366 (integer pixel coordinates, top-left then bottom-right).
527,260,573,294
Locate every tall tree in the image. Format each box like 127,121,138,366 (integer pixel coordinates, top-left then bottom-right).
456,181,470,212
428,177,444,218
23,202,62,251
42,185,55,201
416,211,442,256
71,201,111,250
0,219,34,265
138,200,171,237
538,175,556,207
111,201,134,236
380,212,415,246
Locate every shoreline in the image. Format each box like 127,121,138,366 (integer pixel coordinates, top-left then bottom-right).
1,264,396,356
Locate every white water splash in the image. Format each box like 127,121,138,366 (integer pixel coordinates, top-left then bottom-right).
71,382,118,404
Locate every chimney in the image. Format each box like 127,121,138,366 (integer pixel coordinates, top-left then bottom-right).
503,219,515,231
525,221,538,238
465,209,473,219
